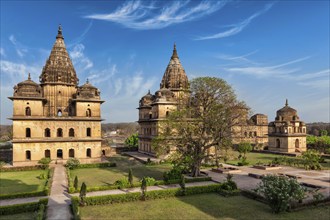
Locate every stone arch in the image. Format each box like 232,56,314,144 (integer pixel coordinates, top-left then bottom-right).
276,139,280,148
57,128,63,137
57,149,63,159
26,128,31,138
45,149,51,158
25,107,31,116
26,150,31,160
86,148,91,158
86,108,92,117
69,149,75,158
295,139,299,148
45,128,51,137
86,127,91,137
69,128,75,137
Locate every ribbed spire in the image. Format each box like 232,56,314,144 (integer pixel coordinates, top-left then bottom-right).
39,25,78,85
171,43,178,59
285,99,288,106
160,44,189,90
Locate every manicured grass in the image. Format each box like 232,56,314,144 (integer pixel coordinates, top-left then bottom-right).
0,212,36,220
225,151,283,165
0,170,49,195
70,155,172,186
80,193,330,220
225,151,330,169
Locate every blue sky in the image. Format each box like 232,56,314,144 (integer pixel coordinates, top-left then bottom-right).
0,0,329,124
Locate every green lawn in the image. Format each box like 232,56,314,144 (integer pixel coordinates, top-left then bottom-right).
69,155,172,186
0,170,49,195
225,152,330,169
0,212,36,220
80,193,330,220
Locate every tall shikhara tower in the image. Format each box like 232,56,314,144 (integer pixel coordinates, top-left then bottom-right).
9,25,104,166
137,44,190,156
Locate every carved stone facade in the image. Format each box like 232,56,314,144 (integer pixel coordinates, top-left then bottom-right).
9,26,104,166
137,45,269,156
138,45,190,156
268,100,306,153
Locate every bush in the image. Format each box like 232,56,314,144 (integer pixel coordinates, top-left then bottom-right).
0,198,48,215
115,178,130,189
124,133,138,148
255,174,306,213
163,167,182,183
71,197,81,220
77,162,116,169
0,165,45,172
301,150,322,170
38,157,52,169
141,177,147,201
142,177,156,186
66,158,80,170
80,182,87,206
74,176,79,191
179,174,186,191
73,183,221,206
220,174,237,191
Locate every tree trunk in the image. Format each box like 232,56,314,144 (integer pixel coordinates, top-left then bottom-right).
191,159,201,177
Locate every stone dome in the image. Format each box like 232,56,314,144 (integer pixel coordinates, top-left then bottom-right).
276,99,299,121
139,90,154,107
14,73,42,97
155,88,175,101
76,79,100,99
160,44,189,90
39,25,78,85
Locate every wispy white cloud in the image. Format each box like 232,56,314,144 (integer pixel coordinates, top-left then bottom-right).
69,44,93,71
0,48,5,57
225,56,310,78
85,0,227,30
195,3,274,40
67,20,93,47
9,35,28,57
216,50,259,65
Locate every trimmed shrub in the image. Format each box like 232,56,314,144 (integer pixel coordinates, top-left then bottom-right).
115,178,130,189
71,197,81,220
66,158,80,170
74,176,79,191
0,198,48,215
0,165,45,172
77,162,116,169
38,157,52,170
128,168,133,187
141,177,147,201
163,167,183,183
143,177,156,186
80,182,87,206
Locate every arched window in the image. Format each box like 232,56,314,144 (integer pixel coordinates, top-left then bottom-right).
166,111,169,117
57,128,63,137
25,107,31,116
276,139,280,148
26,128,31,138
57,110,62,117
57,149,63,159
295,139,299,148
149,113,152,119
86,148,91,157
244,132,247,137
86,109,91,117
86,127,91,137
69,149,75,158
45,150,51,158
45,128,51,137
69,128,75,137
102,150,105,156
254,131,257,137
26,150,31,160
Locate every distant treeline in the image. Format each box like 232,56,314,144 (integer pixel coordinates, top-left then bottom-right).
101,122,138,136
306,122,330,136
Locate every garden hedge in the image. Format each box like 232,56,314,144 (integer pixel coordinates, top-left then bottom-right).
0,168,53,200
0,198,48,215
71,183,221,219
0,165,45,172
68,176,212,193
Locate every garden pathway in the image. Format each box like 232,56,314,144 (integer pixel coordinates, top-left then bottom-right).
47,164,72,220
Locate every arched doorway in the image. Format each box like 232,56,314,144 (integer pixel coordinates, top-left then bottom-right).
276,139,280,148
295,139,299,148
57,149,63,159
86,148,91,158
69,149,75,158
102,150,106,156
45,150,51,158
26,150,31,160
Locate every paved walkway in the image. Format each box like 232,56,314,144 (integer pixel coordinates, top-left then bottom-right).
0,195,47,206
47,164,72,220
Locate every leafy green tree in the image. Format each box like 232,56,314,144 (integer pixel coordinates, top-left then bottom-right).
79,182,87,206
125,133,138,148
74,176,79,191
153,77,249,177
320,130,328,137
256,175,306,213
301,150,322,170
65,158,80,169
237,142,252,161
128,168,134,187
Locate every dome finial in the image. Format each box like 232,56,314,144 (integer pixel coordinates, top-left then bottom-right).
56,24,64,39
148,89,150,94
171,43,178,59
28,73,31,80
86,78,89,84
285,99,288,106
